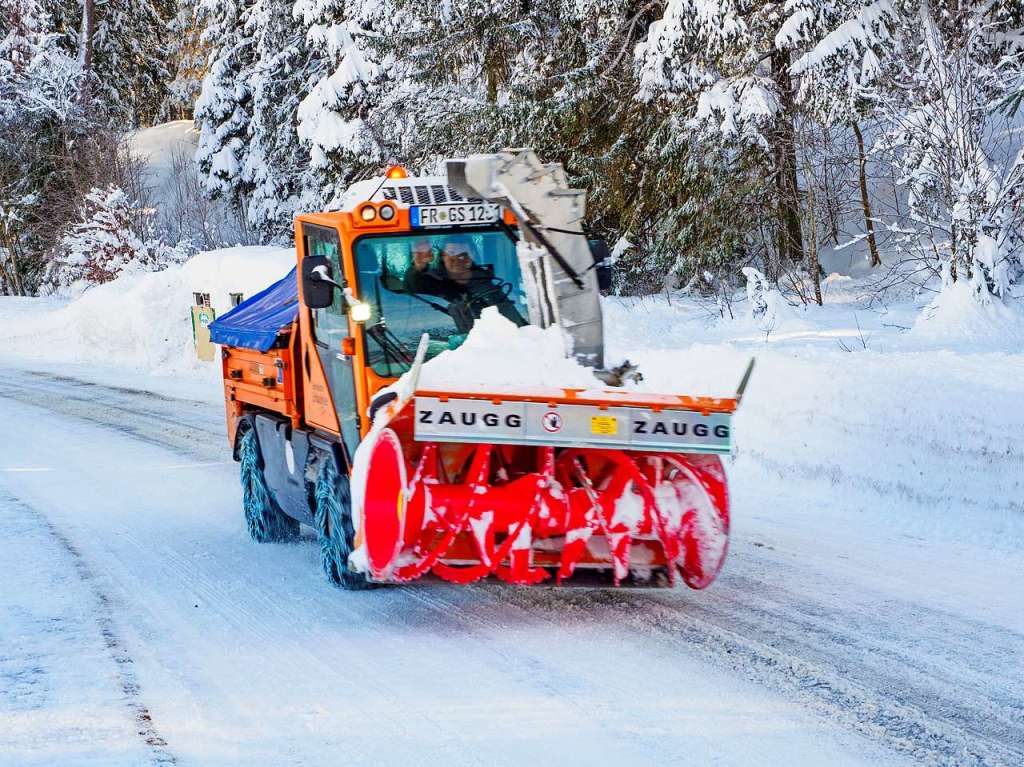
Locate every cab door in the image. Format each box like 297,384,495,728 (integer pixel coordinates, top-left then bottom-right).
300,223,361,460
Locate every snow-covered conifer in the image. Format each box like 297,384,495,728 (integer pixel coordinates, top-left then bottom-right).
195,0,257,212
196,0,325,241
293,0,395,205
44,0,174,125
50,185,187,291
1,0,85,294
636,2,807,280
241,0,320,235
163,1,210,120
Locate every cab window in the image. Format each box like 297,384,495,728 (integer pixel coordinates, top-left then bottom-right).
353,229,528,377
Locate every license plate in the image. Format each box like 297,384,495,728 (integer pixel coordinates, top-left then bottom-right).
411,203,500,227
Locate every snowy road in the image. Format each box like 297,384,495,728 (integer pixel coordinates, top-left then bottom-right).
1,366,1022,767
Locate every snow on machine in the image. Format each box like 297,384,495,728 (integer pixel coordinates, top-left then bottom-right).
210,150,752,589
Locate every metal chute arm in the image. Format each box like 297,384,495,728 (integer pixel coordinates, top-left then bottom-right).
446,151,604,368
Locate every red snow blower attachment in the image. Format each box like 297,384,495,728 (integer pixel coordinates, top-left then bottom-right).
352,361,749,588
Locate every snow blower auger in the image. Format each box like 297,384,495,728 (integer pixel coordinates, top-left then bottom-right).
210,150,753,590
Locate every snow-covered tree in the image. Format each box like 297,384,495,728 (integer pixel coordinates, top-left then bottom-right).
49,184,187,291
44,0,175,125
293,0,398,205
162,0,211,120
195,0,257,213
774,1,900,271
0,0,85,294
195,0,325,241
635,1,807,282
887,2,1024,297
242,0,321,235
782,0,1024,297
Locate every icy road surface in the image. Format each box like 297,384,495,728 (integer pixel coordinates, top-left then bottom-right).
0,366,1022,767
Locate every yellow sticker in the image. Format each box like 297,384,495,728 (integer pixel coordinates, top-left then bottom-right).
590,415,618,435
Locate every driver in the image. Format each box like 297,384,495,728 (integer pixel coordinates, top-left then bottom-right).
403,237,525,327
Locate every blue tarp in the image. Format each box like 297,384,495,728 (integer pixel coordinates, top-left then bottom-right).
209,267,298,351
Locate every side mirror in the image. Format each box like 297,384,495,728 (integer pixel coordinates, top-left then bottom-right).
588,239,614,292
301,255,339,309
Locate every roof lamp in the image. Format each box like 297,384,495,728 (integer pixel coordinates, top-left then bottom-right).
385,165,408,180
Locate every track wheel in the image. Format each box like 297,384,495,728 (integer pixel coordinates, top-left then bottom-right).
314,453,368,590
238,425,299,543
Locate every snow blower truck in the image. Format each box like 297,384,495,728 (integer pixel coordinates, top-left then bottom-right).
210,150,752,589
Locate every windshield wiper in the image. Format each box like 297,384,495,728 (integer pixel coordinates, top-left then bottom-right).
365,322,414,369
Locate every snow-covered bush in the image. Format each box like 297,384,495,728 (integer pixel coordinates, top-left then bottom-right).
740,265,808,333
48,185,189,293
882,5,1024,299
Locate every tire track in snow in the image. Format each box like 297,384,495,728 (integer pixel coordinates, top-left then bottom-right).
1,371,467,753
0,372,224,462
0,492,176,766
495,583,1024,767
6,367,1023,766
632,600,1024,767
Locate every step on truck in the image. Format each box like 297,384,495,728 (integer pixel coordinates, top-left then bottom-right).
209,150,751,589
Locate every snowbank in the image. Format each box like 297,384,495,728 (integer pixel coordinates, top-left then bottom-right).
417,309,603,391
0,246,294,375
910,281,1024,351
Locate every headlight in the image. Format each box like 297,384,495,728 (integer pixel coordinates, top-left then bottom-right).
349,301,372,323
379,204,395,221
359,205,377,222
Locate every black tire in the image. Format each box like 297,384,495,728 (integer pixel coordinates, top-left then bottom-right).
314,453,369,590
238,425,300,543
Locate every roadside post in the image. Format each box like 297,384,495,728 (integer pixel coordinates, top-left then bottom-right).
191,293,217,362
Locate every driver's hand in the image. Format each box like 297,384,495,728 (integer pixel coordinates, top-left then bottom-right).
413,250,432,270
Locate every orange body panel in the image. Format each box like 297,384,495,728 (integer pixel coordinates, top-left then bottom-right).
221,339,300,447
293,209,408,440
414,388,739,415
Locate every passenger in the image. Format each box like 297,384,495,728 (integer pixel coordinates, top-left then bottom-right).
410,238,434,274
403,237,525,328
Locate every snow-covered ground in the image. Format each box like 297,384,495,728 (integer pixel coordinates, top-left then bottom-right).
128,120,200,208
1,260,1022,766
0,246,293,382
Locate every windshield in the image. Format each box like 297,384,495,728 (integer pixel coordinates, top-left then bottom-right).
354,230,529,377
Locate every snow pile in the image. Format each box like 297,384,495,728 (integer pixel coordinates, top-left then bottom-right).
737,266,816,336
0,246,294,374
417,308,604,391
911,281,1024,350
